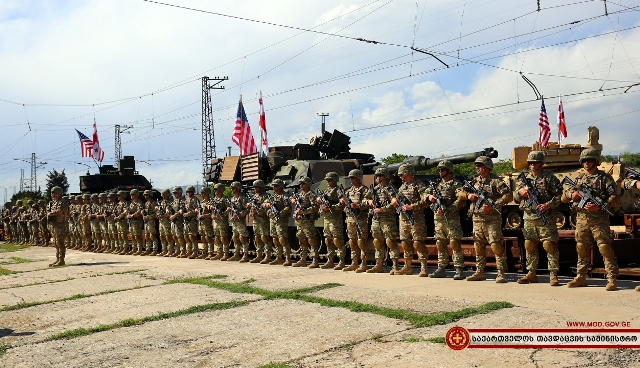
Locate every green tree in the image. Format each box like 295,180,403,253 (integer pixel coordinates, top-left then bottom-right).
601,152,640,166
10,189,44,204
380,153,408,165
45,169,69,201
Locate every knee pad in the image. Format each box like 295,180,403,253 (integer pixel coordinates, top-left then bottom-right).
597,243,615,260
474,241,485,255
524,239,537,253
349,238,358,250
308,238,318,249
278,237,288,247
254,236,264,246
261,235,270,245
239,236,248,244
298,239,308,248
325,238,334,249
490,242,504,257
413,241,425,253
357,239,366,250
386,238,397,250
575,242,589,258
435,239,447,253
373,238,383,250
232,234,240,244
272,237,280,247
449,239,462,252
542,240,558,255
333,238,343,249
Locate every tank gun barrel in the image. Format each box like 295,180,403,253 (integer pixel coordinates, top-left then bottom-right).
371,147,498,174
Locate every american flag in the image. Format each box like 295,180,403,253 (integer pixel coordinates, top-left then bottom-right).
232,96,257,156
92,119,105,162
538,97,550,148
76,129,94,158
557,96,568,142
258,91,268,158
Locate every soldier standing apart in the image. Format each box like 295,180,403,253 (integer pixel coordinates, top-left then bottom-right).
182,186,200,259
2,203,12,243
115,191,130,255
291,177,320,268
105,193,118,253
341,170,372,272
368,168,400,274
47,186,69,267
514,151,562,286
157,189,175,257
88,194,102,252
565,149,619,291
142,190,159,256
264,179,292,266
227,182,250,262
316,172,346,269
197,187,214,259
425,160,467,280
210,184,230,260
465,156,513,283
127,189,144,255
247,180,273,264
169,187,187,257
622,174,640,292
391,164,429,276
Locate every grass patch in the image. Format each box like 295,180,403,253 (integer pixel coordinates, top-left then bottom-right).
171,277,513,328
9,256,34,263
0,244,28,253
104,269,147,276
0,267,17,275
426,337,446,344
0,343,10,358
403,336,445,343
47,300,248,341
257,364,294,368
0,277,75,291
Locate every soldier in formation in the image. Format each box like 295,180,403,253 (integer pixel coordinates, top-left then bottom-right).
169,187,187,257
182,186,200,259
143,190,159,256
368,167,399,274
2,203,12,243
247,180,272,263
513,151,562,286
227,181,250,262
291,177,320,268
198,187,214,259
211,183,230,260
316,172,346,269
340,169,372,272
264,179,292,265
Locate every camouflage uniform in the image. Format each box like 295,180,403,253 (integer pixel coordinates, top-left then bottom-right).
341,170,372,272
157,190,175,256
114,192,130,255
227,182,250,262
17,204,28,244
513,152,563,285
464,156,513,283
369,168,399,273
2,204,12,243
248,180,273,263
394,164,429,276
623,177,640,292
319,172,346,269
10,205,19,244
79,194,93,251
28,202,39,245
88,194,102,252
38,201,50,246
96,194,108,252
127,190,144,255
425,160,466,279
197,187,214,259
566,149,619,290
68,197,79,249
265,179,292,265
183,186,200,258
210,184,231,260
292,177,320,268
47,187,70,267
142,190,159,255
170,187,187,257
105,193,118,253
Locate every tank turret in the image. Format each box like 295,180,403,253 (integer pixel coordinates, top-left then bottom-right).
371,148,499,175
79,156,153,193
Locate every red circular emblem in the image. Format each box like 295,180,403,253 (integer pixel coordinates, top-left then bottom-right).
446,326,470,350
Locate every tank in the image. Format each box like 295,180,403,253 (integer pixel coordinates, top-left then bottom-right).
500,126,640,230
78,156,155,195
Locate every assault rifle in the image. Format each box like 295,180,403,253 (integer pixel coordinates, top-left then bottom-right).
369,184,381,221
561,176,614,216
626,167,640,181
315,188,333,214
248,196,262,215
166,201,178,223
516,172,549,226
211,199,224,219
428,181,448,218
337,184,363,238
463,180,501,215
387,184,415,226
265,195,280,221
225,198,241,220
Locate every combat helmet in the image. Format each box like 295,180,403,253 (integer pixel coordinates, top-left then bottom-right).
186,185,195,193
324,172,339,182
272,179,284,188
51,186,63,195
82,194,90,200
16,200,23,205
213,183,225,191
527,150,546,163
172,186,183,193
398,163,415,175
437,160,454,172
348,169,363,181
161,188,171,197
579,148,601,163
374,167,389,178
38,199,45,204
130,189,139,196
98,193,107,199
90,193,98,199
107,192,116,199
27,200,34,205
230,182,242,189
299,177,312,186
200,187,211,195
253,179,265,188
117,190,127,197
474,156,494,170
143,190,152,197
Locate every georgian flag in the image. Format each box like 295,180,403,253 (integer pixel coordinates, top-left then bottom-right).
557,96,568,142
258,91,268,158
92,119,105,162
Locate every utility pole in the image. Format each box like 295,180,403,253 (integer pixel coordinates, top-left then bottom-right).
202,76,228,183
115,124,133,164
19,169,25,192
317,113,329,134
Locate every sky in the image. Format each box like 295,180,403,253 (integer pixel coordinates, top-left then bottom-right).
0,0,639,196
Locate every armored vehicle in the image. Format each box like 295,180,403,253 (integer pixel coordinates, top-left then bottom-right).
78,156,155,196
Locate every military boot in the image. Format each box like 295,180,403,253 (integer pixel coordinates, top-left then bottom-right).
567,274,587,288
49,248,60,267
389,259,399,275
333,253,346,270
495,270,508,283
149,242,159,256
355,254,368,273
283,252,292,266
321,258,335,269
366,258,384,273
292,256,307,267
187,250,197,259
219,250,229,261
453,268,464,280
396,261,413,275
466,268,486,281
308,254,319,269
54,247,66,266
517,270,538,284
228,247,241,261
549,271,560,286
635,285,640,292
250,251,263,263
606,278,617,291
259,251,271,264
239,250,250,263
197,248,207,259
418,260,429,277
211,251,223,260
343,255,359,272
269,253,284,265
429,266,447,278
